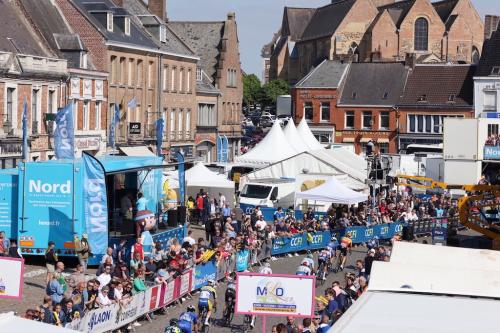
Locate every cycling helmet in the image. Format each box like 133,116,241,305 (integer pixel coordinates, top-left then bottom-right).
207,279,215,286
302,261,309,267
331,236,337,242
229,271,237,279
170,318,178,325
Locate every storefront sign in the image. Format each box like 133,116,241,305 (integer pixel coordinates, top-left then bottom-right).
0,142,22,157
76,137,101,151
129,122,141,135
484,146,500,160
195,133,216,145
485,112,500,119
342,130,391,137
299,91,337,100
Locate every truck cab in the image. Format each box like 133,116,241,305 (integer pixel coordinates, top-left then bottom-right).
239,179,295,212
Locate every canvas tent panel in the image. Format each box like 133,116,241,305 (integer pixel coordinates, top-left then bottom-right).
295,177,368,205
297,117,323,150
283,120,309,153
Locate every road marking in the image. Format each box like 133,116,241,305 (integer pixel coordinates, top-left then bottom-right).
23,269,46,278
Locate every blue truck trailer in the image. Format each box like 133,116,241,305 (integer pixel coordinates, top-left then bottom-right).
0,155,185,264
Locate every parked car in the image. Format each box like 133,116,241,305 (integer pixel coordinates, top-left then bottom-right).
259,115,275,127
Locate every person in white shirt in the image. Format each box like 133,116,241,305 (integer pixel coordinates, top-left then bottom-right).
259,261,273,275
296,261,312,276
219,193,226,209
101,247,114,266
114,282,123,302
97,265,112,290
98,287,113,306
182,230,196,246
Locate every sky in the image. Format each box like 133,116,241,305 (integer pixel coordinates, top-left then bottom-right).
169,0,500,80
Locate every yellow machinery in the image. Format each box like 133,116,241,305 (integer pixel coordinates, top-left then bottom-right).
396,175,500,240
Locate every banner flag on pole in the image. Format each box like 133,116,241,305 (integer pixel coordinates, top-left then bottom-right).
222,135,229,162
21,98,29,161
127,97,137,109
82,152,108,260
109,104,120,150
54,103,75,159
176,151,185,204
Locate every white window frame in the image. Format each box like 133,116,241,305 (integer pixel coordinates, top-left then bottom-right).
170,108,175,139
345,111,355,129
48,89,57,114
31,88,41,132
179,68,184,92
171,67,176,91
128,59,134,86
148,61,153,88
484,91,497,111
73,100,79,130
304,102,313,121
187,69,191,93
159,25,166,43
124,17,131,36
5,84,18,132
320,102,330,122
83,100,90,130
178,109,183,134
196,68,202,81
80,52,88,69
95,101,101,130
379,111,390,130
162,65,168,91
185,109,191,138
107,12,113,32
136,60,143,87
362,111,372,129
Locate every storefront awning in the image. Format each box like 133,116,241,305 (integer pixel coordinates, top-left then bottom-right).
360,138,372,143
343,137,355,143
377,138,390,143
119,146,156,157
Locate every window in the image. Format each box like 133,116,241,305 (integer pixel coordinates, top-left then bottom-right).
136,60,143,86
196,68,202,81
179,68,184,92
178,109,183,135
379,143,389,154
345,111,355,129
362,111,372,129
351,92,357,100
491,67,500,75
83,101,90,130
484,91,497,111
197,104,216,127
382,92,389,100
95,102,101,130
425,115,432,132
124,17,130,36
107,12,113,32
48,90,55,114
448,94,456,102
408,114,451,134
414,18,429,51
74,101,79,130
187,69,191,93
119,57,126,84
170,109,175,139
148,61,153,88
80,52,88,69
417,115,424,132
159,25,166,43
304,102,313,121
110,56,117,83
162,66,168,91
128,59,134,86
488,124,499,137
32,88,41,134
409,115,416,132
227,69,237,87
320,102,330,122
185,109,190,138
433,115,440,133
171,67,176,91
379,112,389,130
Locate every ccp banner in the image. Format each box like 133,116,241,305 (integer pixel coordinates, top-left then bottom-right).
306,231,331,250
235,273,315,317
272,234,307,255
0,257,24,300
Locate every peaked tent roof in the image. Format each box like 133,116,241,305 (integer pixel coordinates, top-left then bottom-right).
236,121,297,165
185,162,234,188
297,118,324,150
295,176,368,205
283,120,309,153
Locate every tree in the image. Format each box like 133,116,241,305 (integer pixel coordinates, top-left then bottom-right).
259,79,290,107
243,74,261,106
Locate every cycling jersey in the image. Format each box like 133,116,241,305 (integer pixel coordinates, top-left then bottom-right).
199,286,217,300
178,312,197,333
296,265,311,276
318,250,331,262
164,326,181,333
340,237,352,248
327,241,339,250
302,257,315,270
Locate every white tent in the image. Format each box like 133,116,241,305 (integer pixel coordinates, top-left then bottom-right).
283,120,309,153
185,162,234,188
0,312,77,332
295,176,368,205
235,121,297,165
310,149,367,185
297,118,323,150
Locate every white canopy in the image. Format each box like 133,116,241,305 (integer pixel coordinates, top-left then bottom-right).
0,312,77,332
295,176,368,205
185,162,234,188
235,121,297,165
283,120,309,153
297,118,323,150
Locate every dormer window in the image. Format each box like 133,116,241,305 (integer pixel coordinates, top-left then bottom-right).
382,92,389,100
351,92,357,100
196,68,202,81
492,66,500,75
448,94,456,102
125,17,131,36
418,94,427,102
160,25,167,43
80,52,88,69
107,12,113,32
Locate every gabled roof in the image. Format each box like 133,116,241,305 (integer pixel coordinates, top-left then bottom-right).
168,21,225,80
377,0,415,28
398,64,474,108
476,27,500,77
282,7,316,41
339,62,409,106
300,0,356,41
72,0,158,50
432,0,459,22
295,60,348,88
0,0,50,57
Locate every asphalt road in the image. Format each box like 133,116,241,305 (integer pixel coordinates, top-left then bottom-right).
135,247,369,333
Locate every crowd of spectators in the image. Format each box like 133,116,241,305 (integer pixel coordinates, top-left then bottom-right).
485,134,500,147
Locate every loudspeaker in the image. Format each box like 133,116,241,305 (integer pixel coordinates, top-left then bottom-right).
177,206,187,225
167,209,178,227
402,225,414,241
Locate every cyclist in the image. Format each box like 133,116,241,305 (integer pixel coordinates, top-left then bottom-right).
317,248,331,280
296,261,312,276
223,273,237,323
260,260,273,275
301,252,315,272
339,233,353,270
165,318,182,333
198,280,217,327
327,236,339,267
178,305,198,333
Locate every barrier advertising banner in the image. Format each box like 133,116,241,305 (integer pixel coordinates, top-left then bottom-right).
236,249,250,272
0,257,24,300
272,233,307,255
194,260,217,290
235,273,315,317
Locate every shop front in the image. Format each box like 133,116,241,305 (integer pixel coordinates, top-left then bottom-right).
195,132,216,163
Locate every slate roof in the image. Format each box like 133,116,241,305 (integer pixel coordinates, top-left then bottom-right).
339,62,409,106
432,0,459,22
0,0,50,57
477,27,500,76
300,0,356,41
295,60,348,88
73,0,158,49
282,7,316,40
378,0,415,28
167,21,225,80
398,65,474,108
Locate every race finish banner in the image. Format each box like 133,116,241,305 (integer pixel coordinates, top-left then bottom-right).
0,257,24,300
235,273,315,317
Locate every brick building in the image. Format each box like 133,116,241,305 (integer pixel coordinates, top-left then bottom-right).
337,62,409,154
169,13,243,161
397,64,475,151
292,60,348,144
267,0,484,83
0,0,67,167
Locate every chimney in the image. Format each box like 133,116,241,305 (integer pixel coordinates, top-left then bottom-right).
405,53,416,69
227,12,235,21
484,15,500,40
148,0,167,22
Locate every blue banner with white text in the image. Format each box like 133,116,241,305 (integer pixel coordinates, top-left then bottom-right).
236,249,250,272
54,103,74,159
193,260,218,290
272,233,307,255
82,153,108,259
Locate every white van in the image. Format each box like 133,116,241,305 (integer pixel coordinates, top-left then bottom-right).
239,179,295,211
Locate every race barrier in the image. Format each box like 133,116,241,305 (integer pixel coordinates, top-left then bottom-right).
271,222,404,256
239,204,325,223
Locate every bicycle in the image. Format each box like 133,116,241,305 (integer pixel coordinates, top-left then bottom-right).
222,298,235,326
316,261,326,286
200,305,216,333
243,314,254,330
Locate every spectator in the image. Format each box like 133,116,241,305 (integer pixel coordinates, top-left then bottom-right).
44,241,58,285
101,247,114,266
39,296,53,324
113,263,131,282
60,300,74,325
54,262,68,294
355,260,366,279
364,249,376,279
136,192,148,211
131,237,144,262
182,230,196,246
133,271,147,295
46,274,64,305
71,282,85,313
51,304,63,326
0,230,9,256
68,264,86,289
316,314,331,333
74,234,91,272
7,239,21,258
113,238,128,265
144,256,157,283
130,251,142,277
97,286,113,307
97,265,112,290
332,281,350,313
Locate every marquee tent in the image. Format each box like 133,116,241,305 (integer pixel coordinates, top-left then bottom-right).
185,162,234,188
283,120,309,153
295,176,368,205
297,118,323,150
235,121,297,165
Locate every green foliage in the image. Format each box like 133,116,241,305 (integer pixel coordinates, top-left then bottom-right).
259,80,290,107
243,74,261,106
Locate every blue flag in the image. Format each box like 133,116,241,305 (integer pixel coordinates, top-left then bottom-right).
236,249,249,272
127,97,137,109
156,118,164,156
22,99,28,161
222,135,229,162
176,151,185,204
54,103,74,159
82,152,108,261
217,136,223,162
109,104,120,150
